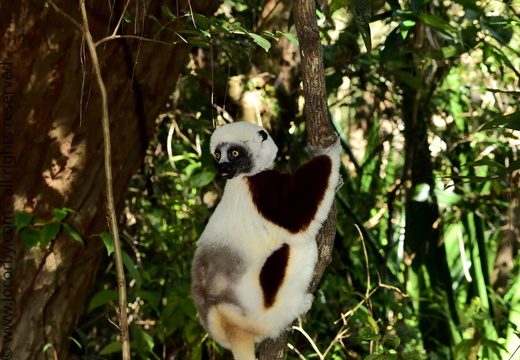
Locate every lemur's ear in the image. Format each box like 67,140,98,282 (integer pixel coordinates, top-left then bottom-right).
258,130,268,142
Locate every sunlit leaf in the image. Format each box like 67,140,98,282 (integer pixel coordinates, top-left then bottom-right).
330,0,348,15
249,33,271,52
431,45,462,59
276,31,299,47
400,19,416,39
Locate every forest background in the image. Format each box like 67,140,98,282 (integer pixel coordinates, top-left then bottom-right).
1,0,519,359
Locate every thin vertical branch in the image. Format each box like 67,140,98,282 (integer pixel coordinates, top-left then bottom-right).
79,1,131,359
258,0,336,358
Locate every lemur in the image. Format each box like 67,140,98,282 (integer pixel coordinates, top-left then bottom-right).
191,121,342,360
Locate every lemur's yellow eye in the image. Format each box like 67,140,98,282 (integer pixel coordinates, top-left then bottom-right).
214,152,220,160
232,150,239,157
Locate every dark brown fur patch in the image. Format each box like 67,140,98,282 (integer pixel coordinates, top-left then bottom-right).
259,244,290,308
247,155,332,233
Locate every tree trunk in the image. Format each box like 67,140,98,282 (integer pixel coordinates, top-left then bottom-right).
258,0,336,358
0,1,219,359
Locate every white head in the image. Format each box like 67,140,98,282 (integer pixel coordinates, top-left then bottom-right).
209,122,278,179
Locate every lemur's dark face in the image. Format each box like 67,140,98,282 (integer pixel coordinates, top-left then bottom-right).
214,143,253,179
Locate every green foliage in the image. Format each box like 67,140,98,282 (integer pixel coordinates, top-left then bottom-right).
14,208,83,248
73,0,520,359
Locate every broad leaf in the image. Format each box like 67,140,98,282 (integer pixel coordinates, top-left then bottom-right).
99,232,114,256
249,33,271,52
15,211,33,231
21,228,41,248
87,289,119,313
42,222,61,247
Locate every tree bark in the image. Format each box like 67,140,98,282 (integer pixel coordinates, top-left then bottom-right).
258,1,337,358
0,1,219,359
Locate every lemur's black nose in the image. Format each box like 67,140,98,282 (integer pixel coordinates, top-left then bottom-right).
217,162,235,179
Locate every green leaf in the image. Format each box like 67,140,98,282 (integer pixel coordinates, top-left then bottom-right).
418,14,456,32
190,171,216,188
351,0,372,55
161,6,177,20
481,16,513,45
478,111,520,131
400,19,416,39
249,33,271,52
507,158,520,172
42,222,61,247
87,289,119,313
43,344,53,352
148,14,161,26
192,13,211,31
358,326,381,341
123,11,132,23
390,69,423,90
431,45,462,60
68,336,82,350
122,250,142,286
329,0,348,15
463,159,506,169
62,223,84,245
99,232,114,256
381,334,401,349
180,298,197,317
435,187,461,206
15,211,33,230
276,31,299,47
130,325,155,352
21,228,41,248
53,208,68,221
174,32,188,44
135,290,161,311
412,183,432,202
99,341,122,355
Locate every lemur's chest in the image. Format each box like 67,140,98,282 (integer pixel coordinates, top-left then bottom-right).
202,177,283,260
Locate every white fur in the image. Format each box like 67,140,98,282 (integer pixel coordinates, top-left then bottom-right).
210,122,278,176
194,122,342,360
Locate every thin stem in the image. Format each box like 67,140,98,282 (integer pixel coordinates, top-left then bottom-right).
78,1,131,359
